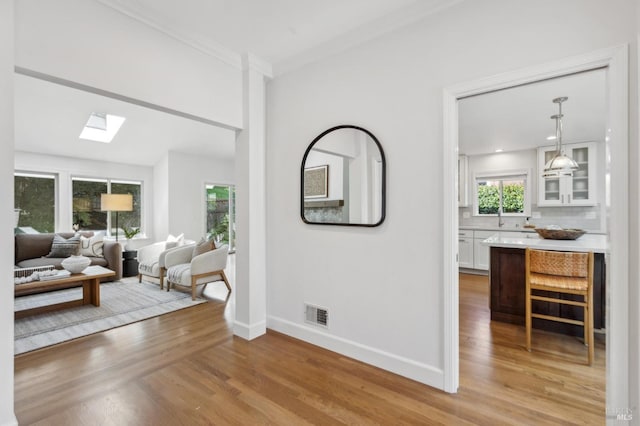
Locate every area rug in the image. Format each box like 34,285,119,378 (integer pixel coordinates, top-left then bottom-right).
14,277,206,355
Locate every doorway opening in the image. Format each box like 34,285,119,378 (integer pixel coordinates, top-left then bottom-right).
442,46,629,412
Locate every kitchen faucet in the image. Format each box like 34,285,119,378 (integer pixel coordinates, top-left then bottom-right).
497,208,505,228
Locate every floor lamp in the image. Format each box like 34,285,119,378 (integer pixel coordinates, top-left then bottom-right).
100,193,133,241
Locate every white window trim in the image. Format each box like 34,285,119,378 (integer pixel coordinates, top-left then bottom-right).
473,168,531,217
14,171,60,232
71,176,144,238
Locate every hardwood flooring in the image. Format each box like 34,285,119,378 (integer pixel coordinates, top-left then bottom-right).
14,273,605,425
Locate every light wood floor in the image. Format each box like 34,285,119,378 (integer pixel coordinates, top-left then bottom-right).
14,273,605,425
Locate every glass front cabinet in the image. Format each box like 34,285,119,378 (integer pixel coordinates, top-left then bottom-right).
537,141,597,206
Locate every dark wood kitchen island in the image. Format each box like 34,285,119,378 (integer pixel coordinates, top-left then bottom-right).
482,233,607,336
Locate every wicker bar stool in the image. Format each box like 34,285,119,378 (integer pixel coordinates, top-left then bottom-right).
525,248,594,365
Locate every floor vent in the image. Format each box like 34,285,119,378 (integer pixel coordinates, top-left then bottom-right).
305,304,328,328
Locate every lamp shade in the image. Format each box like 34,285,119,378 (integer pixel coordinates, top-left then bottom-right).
100,193,133,212
542,153,579,178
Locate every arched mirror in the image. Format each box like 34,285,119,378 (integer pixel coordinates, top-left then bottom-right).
301,125,386,226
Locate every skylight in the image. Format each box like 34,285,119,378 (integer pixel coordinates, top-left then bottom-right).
79,112,126,143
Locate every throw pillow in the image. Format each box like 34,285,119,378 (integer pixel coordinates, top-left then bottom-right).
167,233,185,246
192,237,214,258
47,234,81,258
79,233,104,257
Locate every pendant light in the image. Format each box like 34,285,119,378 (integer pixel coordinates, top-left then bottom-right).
542,96,579,178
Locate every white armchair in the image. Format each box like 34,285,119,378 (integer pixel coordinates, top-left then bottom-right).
137,241,190,289
165,244,231,300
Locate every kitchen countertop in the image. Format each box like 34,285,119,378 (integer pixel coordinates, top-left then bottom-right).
459,226,536,232
481,232,607,253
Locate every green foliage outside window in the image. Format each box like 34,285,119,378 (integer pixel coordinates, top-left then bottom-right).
15,175,55,233
72,179,107,230
477,180,524,215
502,183,525,213
207,186,230,244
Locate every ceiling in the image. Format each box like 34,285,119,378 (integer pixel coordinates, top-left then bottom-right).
459,68,607,156
97,0,458,73
15,0,459,167
14,73,236,167
15,1,606,167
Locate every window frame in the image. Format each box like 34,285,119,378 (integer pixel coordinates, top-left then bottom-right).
205,183,236,253
71,176,144,237
14,171,59,232
473,169,531,217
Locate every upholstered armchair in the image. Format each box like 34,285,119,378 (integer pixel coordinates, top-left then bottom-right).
165,244,231,300
137,241,185,289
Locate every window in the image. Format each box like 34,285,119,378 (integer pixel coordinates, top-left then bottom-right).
14,172,56,233
111,180,141,230
72,178,107,230
73,178,142,235
475,172,528,216
206,184,236,251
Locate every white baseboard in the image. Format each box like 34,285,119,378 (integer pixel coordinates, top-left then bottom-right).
267,315,444,390
0,414,18,426
233,319,266,340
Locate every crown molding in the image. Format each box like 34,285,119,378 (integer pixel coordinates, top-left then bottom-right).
96,0,242,69
274,0,463,76
242,53,274,79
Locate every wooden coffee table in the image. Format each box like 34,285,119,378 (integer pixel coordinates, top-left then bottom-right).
15,266,115,319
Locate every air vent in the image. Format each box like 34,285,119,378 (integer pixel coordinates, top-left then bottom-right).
305,303,328,328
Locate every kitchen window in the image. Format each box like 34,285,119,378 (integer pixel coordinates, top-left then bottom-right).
474,171,529,216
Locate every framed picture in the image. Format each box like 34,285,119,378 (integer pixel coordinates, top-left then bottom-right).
304,165,328,198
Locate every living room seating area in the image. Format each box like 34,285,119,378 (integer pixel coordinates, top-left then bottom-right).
14,232,122,281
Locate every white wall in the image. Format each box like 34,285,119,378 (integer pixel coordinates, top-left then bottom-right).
153,153,170,241
631,0,640,420
266,0,637,391
15,0,242,128
166,151,235,242
0,2,16,424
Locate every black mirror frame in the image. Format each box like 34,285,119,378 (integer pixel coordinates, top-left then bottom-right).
300,124,386,227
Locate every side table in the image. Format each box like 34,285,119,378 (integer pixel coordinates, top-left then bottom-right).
122,250,139,278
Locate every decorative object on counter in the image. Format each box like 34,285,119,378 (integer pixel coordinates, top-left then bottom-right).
535,227,586,240
523,217,536,228
301,125,386,227
542,97,579,178
61,254,92,274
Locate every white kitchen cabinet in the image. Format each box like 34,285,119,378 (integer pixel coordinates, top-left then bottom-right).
458,229,492,271
537,142,598,206
458,230,474,268
458,155,468,207
473,231,493,270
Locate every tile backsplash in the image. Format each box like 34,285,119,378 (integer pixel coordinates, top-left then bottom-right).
459,204,605,233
